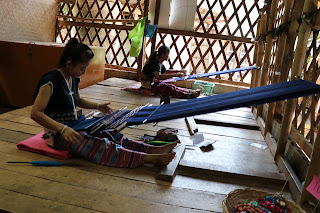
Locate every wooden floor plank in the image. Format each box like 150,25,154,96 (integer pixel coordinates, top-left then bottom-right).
0,188,99,213
0,146,223,212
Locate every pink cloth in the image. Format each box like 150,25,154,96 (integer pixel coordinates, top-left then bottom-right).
17,132,72,160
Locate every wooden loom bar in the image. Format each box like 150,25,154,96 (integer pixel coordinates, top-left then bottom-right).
275,0,317,160
264,0,295,135
256,0,279,117
275,0,306,115
253,14,267,88
57,20,135,31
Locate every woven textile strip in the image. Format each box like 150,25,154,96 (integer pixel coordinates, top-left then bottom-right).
161,65,257,83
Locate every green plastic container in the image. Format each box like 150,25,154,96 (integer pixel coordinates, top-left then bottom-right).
193,81,214,96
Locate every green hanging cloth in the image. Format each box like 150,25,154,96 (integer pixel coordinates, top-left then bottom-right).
128,16,148,57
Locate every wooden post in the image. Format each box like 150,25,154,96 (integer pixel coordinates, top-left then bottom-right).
264,0,294,135
253,14,267,88
274,0,318,159
137,0,150,79
150,0,161,54
274,0,306,115
256,0,279,117
251,19,259,88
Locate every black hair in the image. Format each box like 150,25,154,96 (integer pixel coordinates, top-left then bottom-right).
58,38,94,68
148,45,170,62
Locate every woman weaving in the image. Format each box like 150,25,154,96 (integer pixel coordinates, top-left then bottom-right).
31,38,177,168
140,45,201,99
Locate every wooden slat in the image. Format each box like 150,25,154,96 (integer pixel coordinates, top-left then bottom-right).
156,144,186,182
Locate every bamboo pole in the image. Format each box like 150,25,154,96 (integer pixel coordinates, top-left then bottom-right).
274,0,318,160
256,0,279,117
264,0,295,135
253,15,267,88
274,0,307,115
150,0,161,55
137,0,150,78
252,18,260,65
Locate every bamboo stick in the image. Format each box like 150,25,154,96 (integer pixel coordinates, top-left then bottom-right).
150,0,161,55
253,14,267,88
275,0,307,115
137,0,150,78
309,31,318,145
256,0,279,117
274,0,318,160
251,19,260,88
252,19,260,65
264,0,295,135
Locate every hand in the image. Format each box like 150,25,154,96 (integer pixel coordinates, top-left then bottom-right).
97,102,113,114
61,127,83,144
175,72,185,77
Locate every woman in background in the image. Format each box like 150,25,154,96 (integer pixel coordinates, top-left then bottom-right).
140,45,201,99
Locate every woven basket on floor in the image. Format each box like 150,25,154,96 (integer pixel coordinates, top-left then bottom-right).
222,188,306,213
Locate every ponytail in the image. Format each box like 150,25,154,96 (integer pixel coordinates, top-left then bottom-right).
58,38,94,68
147,46,169,63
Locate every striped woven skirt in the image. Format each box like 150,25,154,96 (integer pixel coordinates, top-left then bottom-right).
54,130,153,168
139,73,195,99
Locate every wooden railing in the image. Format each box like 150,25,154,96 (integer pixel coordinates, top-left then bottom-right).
56,0,264,85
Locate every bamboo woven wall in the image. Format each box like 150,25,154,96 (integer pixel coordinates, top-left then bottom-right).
253,0,320,206
0,0,58,42
56,0,264,85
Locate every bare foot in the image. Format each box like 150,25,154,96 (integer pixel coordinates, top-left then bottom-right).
145,152,176,166
152,140,179,154
193,89,201,98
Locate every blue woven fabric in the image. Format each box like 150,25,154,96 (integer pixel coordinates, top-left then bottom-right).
127,79,320,124
68,79,320,130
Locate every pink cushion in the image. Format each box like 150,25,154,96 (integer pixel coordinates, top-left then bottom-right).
17,132,71,160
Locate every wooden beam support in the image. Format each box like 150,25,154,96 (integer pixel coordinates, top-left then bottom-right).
253,14,267,88
157,28,253,43
57,15,139,24
179,159,286,186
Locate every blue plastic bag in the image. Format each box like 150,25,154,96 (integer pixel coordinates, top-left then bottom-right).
145,23,157,38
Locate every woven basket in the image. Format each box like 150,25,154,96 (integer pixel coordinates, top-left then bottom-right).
222,188,306,213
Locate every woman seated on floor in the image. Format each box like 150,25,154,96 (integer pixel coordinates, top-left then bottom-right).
140,45,201,99
31,38,177,168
